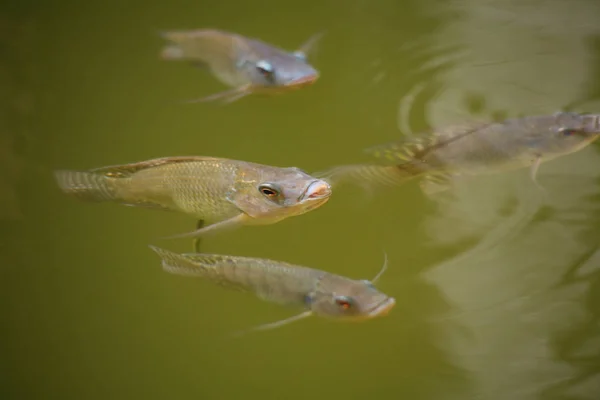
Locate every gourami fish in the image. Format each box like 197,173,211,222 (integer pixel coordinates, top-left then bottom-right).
148,245,395,334
160,29,322,103
320,112,600,194
54,156,331,241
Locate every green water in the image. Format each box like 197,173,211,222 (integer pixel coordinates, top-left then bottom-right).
2,1,600,399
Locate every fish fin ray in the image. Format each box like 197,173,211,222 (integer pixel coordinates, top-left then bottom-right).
54,170,173,209
149,248,252,291
192,220,205,253
54,170,118,202
220,89,250,104
530,156,547,193
293,31,325,60
371,251,388,284
184,85,250,104
90,156,225,176
419,173,458,196
365,121,492,165
163,213,249,240
231,311,313,337
149,245,220,279
149,245,201,276
315,165,412,189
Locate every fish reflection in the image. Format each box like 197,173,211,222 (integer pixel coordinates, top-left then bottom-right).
160,29,322,103
321,112,600,195
149,246,395,334
54,156,331,240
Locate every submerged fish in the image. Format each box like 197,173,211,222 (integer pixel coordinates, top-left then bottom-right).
149,245,395,334
160,29,322,103
54,156,331,239
321,112,600,194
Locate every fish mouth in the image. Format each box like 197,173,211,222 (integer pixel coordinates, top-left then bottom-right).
299,180,332,202
366,297,396,317
285,73,319,88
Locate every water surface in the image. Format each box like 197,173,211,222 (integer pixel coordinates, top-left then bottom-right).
2,1,600,399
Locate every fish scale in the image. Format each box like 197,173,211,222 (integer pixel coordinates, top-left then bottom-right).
158,249,321,304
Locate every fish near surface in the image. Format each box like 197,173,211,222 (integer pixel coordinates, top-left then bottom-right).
54,156,331,239
148,245,395,334
160,29,321,103
321,112,600,195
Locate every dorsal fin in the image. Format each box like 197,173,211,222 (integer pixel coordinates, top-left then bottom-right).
366,134,439,163
90,156,226,178
365,121,492,164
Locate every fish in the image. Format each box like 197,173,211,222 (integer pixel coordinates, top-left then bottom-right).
319,112,600,195
54,156,331,240
160,29,322,103
148,245,395,334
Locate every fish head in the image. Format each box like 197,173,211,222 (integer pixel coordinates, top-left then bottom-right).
230,166,331,222
525,112,600,156
237,45,319,90
308,275,396,320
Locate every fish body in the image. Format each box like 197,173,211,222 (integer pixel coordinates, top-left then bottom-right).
160,29,321,103
149,246,395,331
54,156,331,237
322,112,600,193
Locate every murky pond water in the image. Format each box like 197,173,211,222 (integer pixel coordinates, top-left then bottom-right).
2,1,599,399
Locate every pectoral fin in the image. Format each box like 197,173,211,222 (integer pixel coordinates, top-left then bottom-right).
530,156,546,192
184,84,251,104
163,213,249,240
231,311,313,337
371,251,388,284
192,220,204,253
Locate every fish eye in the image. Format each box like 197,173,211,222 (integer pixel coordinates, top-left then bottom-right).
258,183,281,198
255,60,274,77
334,296,353,310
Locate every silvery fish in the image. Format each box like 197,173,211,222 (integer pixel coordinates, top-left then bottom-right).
54,156,331,240
160,29,322,103
321,112,600,194
149,245,395,334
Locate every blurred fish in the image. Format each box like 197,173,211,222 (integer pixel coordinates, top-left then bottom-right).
320,112,600,195
160,29,322,103
149,246,395,334
54,156,331,239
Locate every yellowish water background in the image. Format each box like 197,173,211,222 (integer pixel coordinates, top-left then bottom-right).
2,1,600,399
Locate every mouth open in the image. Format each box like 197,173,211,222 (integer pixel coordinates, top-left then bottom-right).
300,180,332,201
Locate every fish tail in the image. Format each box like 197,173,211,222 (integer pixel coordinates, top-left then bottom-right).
160,44,185,60
54,170,119,202
148,245,213,278
355,165,413,187
317,164,412,188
